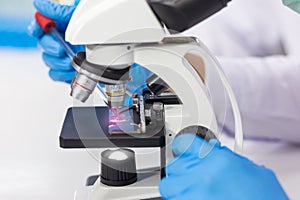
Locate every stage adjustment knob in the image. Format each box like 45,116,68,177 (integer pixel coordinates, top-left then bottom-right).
101,149,137,186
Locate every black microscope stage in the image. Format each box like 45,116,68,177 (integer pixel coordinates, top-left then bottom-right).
59,107,166,149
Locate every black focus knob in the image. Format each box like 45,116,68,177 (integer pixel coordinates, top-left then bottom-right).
101,149,137,187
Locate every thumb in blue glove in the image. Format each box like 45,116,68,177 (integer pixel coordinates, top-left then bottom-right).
159,134,288,200
283,0,300,13
28,0,84,83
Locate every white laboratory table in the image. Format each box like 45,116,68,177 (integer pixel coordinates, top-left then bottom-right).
0,49,299,199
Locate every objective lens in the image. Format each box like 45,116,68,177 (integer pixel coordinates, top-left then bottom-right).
106,84,126,108
71,73,97,102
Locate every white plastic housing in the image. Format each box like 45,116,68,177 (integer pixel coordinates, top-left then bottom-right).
86,45,134,67
89,172,160,200
66,0,166,44
134,41,219,162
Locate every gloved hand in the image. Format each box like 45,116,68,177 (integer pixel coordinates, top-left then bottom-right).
28,0,84,83
283,0,300,13
159,134,288,200
123,63,153,105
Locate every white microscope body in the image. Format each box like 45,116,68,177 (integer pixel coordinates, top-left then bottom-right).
65,0,242,199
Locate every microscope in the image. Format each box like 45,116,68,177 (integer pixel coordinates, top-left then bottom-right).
59,0,243,199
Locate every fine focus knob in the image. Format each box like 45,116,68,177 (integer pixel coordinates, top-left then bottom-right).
178,126,217,141
101,149,137,187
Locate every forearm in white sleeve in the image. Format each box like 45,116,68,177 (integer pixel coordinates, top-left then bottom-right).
218,55,300,143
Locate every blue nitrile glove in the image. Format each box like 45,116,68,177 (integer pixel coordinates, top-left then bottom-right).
283,0,300,13
124,63,153,105
28,0,84,83
159,134,288,200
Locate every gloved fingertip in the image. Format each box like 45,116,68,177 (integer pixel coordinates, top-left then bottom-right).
48,70,59,82
28,20,43,38
65,79,73,84
33,0,48,12
42,53,73,72
158,178,171,199
49,70,76,83
40,35,66,57
34,0,76,23
172,134,204,156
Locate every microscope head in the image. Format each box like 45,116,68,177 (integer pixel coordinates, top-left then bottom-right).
65,0,165,45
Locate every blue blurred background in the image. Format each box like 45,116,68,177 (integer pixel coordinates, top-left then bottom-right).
0,0,37,48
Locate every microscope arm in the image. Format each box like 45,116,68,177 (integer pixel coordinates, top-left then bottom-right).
135,37,219,162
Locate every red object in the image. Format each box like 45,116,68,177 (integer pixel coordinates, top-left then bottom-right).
35,12,56,33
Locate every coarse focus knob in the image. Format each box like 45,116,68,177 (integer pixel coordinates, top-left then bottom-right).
101,149,137,187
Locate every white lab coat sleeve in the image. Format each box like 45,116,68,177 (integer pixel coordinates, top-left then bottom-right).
218,55,300,143
183,0,300,142
217,3,300,143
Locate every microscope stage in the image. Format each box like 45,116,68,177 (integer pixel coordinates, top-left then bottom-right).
59,107,166,149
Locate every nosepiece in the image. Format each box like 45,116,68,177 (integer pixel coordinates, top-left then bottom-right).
69,46,132,105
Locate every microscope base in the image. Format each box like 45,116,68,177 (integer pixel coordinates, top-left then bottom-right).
89,171,161,200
